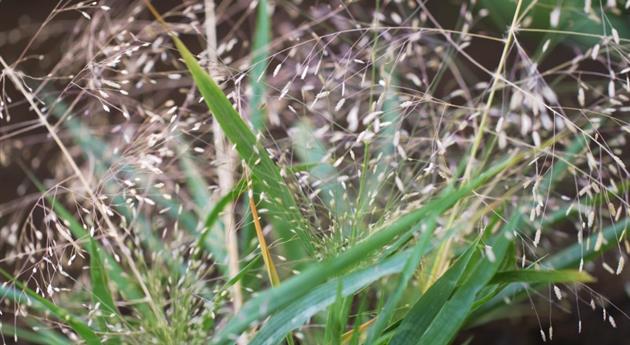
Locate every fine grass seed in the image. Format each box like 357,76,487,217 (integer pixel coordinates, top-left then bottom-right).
0,1,629,344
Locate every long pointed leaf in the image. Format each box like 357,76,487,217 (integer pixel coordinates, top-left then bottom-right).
212,155,522,344
249,0,270,130
490,269,594,285
412,215,518,345
390,238,480,345
365,218,438,344
173,35,313,258
249,249,413,345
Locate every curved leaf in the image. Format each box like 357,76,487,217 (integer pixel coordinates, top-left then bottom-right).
250,250,412,345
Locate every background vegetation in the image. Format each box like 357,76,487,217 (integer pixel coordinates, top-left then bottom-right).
0,0,629,344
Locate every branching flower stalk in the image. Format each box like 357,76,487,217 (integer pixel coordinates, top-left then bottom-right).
0,56,166,325
1,1,629,344
462,0,525,182
426,0,527,289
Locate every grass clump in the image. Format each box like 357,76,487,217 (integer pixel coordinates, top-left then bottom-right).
0,0,628,344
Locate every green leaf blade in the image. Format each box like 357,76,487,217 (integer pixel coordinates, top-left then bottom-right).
173,36,313,258
490,269,595,285
89,240,119,328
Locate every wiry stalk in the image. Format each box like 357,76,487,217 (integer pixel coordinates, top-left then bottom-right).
425,0,525,292
248,178,281,286
462,0,525,182
204,0,243,317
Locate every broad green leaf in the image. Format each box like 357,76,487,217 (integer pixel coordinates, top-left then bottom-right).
365,218,437,344
472,217,629,322
390,238,480,345
212,155,523,344
89,239,119,332
411,215,518,345
249,0,270,130
173,35,314,259
490,269,594,284
249,249,412,345
323,281,351,345
479,0,630,48
0,322,70,345
548,218,629,268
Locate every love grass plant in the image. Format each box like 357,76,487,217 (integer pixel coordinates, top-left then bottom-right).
0,0,628,344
